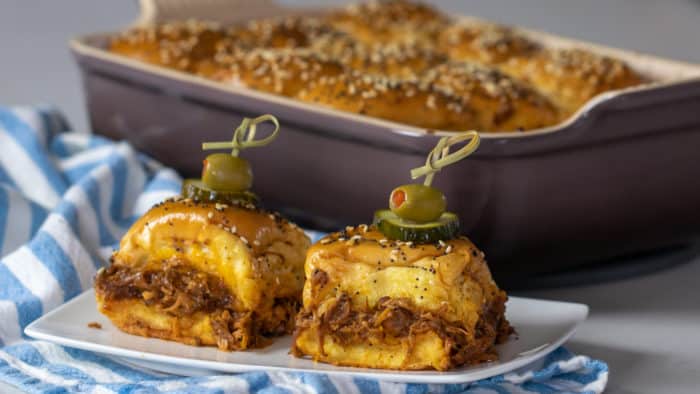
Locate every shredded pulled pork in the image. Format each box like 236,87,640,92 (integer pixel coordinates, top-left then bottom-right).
293,293,513,368
95,259,299,350
95,260,234,316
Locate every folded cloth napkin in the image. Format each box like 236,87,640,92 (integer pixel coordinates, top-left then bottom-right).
0,106,608,394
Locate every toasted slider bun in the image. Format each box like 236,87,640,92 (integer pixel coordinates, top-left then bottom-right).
210,49,502,131
421,62,561,131
296,71,481,131
292,226,512,371
500,48,644,113
107,1,645,131
325,0,447,46
311,33,446,79
438,22,540,66
439,21,644,113
203,49,345,96
109,20,229,75
94,198,310,350
226,16,333,50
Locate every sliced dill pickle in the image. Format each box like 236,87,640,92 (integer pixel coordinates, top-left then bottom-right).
182,178,259,205
373,209,459,243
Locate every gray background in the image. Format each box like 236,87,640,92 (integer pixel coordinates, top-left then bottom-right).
1,1,700,393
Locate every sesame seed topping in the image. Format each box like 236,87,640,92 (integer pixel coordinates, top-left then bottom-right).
426,94,436,109
112,7,639,134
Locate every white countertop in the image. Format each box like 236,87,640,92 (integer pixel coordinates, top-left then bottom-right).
522,256,700,394
1,1,699,393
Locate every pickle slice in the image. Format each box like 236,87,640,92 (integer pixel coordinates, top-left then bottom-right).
373,209,460,243
182,178,259,205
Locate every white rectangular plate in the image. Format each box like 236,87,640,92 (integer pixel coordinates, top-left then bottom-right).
25,290,587,384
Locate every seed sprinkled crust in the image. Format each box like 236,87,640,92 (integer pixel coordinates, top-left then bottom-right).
109,0,644,130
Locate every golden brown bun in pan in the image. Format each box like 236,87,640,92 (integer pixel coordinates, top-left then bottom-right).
421,62,561,131
439,21,644,113
295,61,560,131
325,0,448,46
94,198,310,350
438,22,541,65
296,71,480,131
204,49,346,96
107,1,646,131
204,45,485,131
292,226,512,371
500,48,645,113
311,33,446,79
207,48,479,130
109,20,229,74
226,16,334,49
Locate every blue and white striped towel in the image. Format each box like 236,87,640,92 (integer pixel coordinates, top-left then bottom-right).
0,105,608,393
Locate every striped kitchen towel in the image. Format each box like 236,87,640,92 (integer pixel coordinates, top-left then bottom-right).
0,105,608,393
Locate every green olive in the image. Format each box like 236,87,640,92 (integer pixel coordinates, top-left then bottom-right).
389,184,446,222
201,153,252,192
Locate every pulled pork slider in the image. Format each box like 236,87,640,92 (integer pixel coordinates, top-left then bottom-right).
95,198,309,350
292,226,511,370
439,21,643,114
95,115,310,350
292,132,513,370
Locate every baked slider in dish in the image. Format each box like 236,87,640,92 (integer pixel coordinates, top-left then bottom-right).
438,21,644,114
95,116,310,350
325,0,448,46
109,20,230,75
292,132,513,370
208,49,491,131
420,62,561,131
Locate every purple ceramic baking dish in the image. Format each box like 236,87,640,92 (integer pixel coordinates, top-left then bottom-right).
69,0,700,279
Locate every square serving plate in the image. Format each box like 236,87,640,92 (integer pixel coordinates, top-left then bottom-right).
25,290,587,384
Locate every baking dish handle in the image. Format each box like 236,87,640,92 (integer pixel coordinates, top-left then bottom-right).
137,0,287,25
